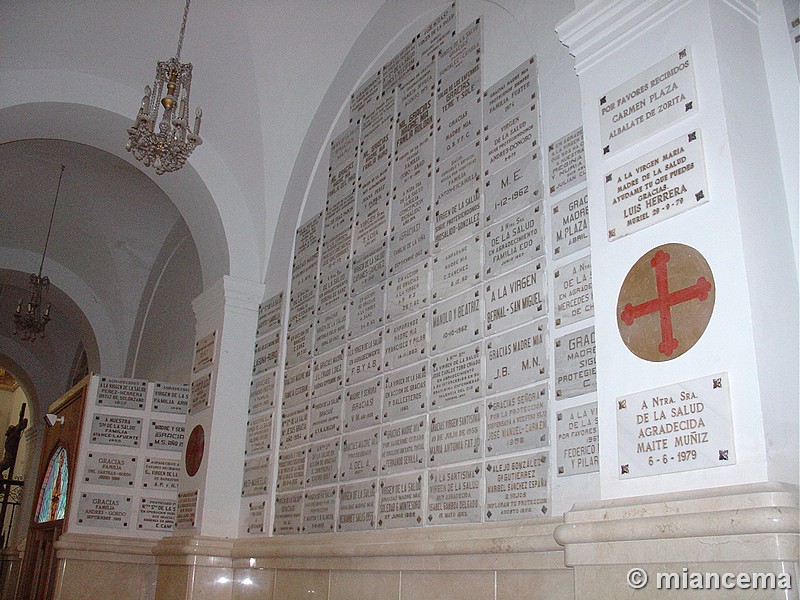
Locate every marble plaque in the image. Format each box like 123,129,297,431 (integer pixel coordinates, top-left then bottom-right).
486,383,548,457
253,330,280,377
309,391,343,441
302,486,337,533
341,428,380,481
436,73,482,159
142,457,179,490
276,448,306,492
91,414,142,448
351,243,386,294
484,203,544,277
348,285,385,340
327,156,357,203
192,331,217,373
282,361,311,407
484,56,537,133
285,321,314,367
360,94,394,143
415,3,457,60
386,260,429,321
137,497,176,532
314,304,347,355
554,256,593,328
306,438,340,486
312,347,345,397
430,288,481,355
392,176,432,231
279,402,309,449
361,130,392,175
95,376,147,410
605,130,707,241
396,103,433,156
288,285,316,328
433,186,482,251
556,402,599,476
485,320,548,394
338,480,376,531
321,227,352,271
483,105,540,176
318,264,347,312
551,188,589,259
427,463,482,525
256,292,284,337
485,451,549,521
485,152,543,226
344,376,382,431
555,326,597,399
380,416,427,475
242,454,270,497
273,491,303,535
599,47,697,155
246,412,273,455
189,373,211,414
323,192,356,242
152,382,189,415
330,122,360,167
175,490,198,529
430,344,482,410
294,212,323,263
350,70,381,121
346,329,383,384
384,310,428,370
396,62,435,149
548,127,586,195
378,472,423,529
249,370,276,415
435,142,481,207
290,264,317,304
292,250,319,286
484,259,547,334
428,401,483,466
354,167,390,254
438,19,481,85
83,452,136,487
77,492,131,528
147,420,184,453
388,215,431,275
384,362,428,422
383,40,415,91
616,373,735,478
246,501,266,535
393,132,433,189
431,236,481,300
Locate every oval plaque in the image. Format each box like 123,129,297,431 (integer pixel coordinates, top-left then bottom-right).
185,425,205,477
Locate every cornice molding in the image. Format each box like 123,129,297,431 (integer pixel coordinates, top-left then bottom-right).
192,275,265,327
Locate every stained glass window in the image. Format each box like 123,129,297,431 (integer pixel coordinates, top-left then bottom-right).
35,446,69,523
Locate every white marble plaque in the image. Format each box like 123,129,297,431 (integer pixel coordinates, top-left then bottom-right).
273,491,303,535
344,376,382,431
431,236,482,301
83,452,136,487
249,370,276,416
77,492,132,528
246,501,266,535
616,373,735,478
348,285,385,340
137,497,176,532
242,454,270,497
330,122,360,168
433,187,482,251
192,331,217,373
147,420,184,453
95,376,147,410
485,320,548,394
484,259,546,334
486,383,548,457
294,212,323,263
341,428,380,481
312,347,345,397
392,176,432,231
556,402,599,476
378,472,423,529
306,438,340,486
360,94,394,143
554,256,593,328
338,480,376,531
548,127,586,195
384,310,428,370
393,132,433,189
252,330,280,377
256,292,284,338
483,106,539,176
396,103,433,156
320,227,352,271
282,361,310,407
189,373,211,414
380,416,427,475
279,402,309,449
142,457,179,490
430,288,481,355
435,142,481,208
346,329,383,384
427,463,482,525
152,382,189,415
245,412,273,456
383,40,415,91
350,70,381,121
436,76,482,159
384,362,428,422
361,130,392,175
438,19,481,85
415,3,457,59
551,188,589,259
485,451,549,521
323,192,356,242
354,168,390,254
315,304,347,355
396,62,435,150
430,344,482,410
555,326,596,399
599,48,697,155
484,203,544,277
288,286,316,329
309,391,343,441
352,243,386,294
285,321,314,367
302,486,337,534
484,56,537,133
389,215,431,275
485,152,543,226
327,156,357,203
605,130,707,241
175,490,198,529
276,448,306,492
428,401,483,466
91,414,142,448
387,260,429,321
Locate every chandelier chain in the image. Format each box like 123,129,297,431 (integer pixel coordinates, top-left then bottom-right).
39,165,65,278
175,0,191,61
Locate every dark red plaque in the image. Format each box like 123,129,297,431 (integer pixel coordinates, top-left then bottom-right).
185,425,205,477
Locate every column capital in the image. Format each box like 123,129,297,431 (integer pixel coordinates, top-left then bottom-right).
192,275,265,330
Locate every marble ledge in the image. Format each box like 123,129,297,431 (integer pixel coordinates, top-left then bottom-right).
153,535,235,568
55,533,157,564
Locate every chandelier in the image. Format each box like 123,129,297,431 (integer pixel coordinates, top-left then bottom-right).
13,165,64,342
125,0,202,175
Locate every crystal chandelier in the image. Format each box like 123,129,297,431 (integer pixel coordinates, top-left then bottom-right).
13,165,64,342
125,0,202,175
